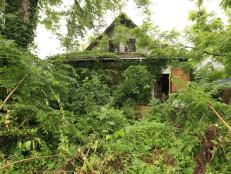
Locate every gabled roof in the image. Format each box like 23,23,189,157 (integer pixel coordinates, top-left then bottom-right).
86,13,137,50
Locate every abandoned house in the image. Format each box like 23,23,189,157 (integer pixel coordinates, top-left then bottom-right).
52,13,191,100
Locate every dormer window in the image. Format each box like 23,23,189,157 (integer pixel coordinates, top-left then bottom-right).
109,40,119,53
109,39,136,53
127,38,136,52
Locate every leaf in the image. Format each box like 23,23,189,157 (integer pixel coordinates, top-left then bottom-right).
18,142,23,149
106,135,111,140
107,121,115,126
184,167,194,174
115,129,125,138
92,140,98,152
25,141,32,151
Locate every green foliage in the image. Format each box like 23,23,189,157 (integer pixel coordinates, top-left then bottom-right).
3,0,39,48
0,0,151,50
220,0,231,9
115,65,151,105
144,83,231,173
1,1,231,173
1,37,231,174
194,63,226,82
77,106,128,139
69,75,111,114
49,50,118,62
0,36,79,172
44,0,151,49
186,0,231,77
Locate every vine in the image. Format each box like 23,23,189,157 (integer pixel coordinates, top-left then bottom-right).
3,0,39,48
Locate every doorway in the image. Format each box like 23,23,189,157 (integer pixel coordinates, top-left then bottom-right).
161,74,170,96
154,74,170,101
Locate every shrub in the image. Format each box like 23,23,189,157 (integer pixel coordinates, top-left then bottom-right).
115,65,151,105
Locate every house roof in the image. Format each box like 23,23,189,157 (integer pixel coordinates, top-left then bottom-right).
48,51,188,63
216,78,231,86
48,13,189,62
86,13,137,50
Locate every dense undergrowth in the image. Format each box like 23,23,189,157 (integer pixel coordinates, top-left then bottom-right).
0,36,231,174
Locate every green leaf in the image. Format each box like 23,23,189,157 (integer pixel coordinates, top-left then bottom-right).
115,129,125,138
106,135,111,140
24,141,32,151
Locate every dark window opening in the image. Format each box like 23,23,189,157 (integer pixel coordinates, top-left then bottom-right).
127,38,136,52
109,40,119,53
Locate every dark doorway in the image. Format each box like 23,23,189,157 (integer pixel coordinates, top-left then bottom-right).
161,74,169,95
154,74,170,101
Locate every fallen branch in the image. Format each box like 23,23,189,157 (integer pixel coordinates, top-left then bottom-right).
0,74,27,110
208,103,231,133
0,154,65,170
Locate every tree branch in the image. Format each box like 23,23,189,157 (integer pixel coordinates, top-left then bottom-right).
208,102,231,134
0,74,27,110
173,41,225,57
0,154,66,170
202,51,225,57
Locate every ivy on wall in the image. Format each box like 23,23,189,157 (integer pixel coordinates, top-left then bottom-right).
3,0,39,48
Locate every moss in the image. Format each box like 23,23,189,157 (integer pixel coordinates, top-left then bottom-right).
48,50,119,62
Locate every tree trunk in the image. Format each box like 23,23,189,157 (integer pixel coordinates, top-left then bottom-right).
4,0,39,48
22,0,30,23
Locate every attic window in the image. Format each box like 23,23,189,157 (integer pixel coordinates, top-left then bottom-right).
127,38,136,52
109,40,119,53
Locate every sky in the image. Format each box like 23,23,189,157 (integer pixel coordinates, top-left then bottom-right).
34,0,226,59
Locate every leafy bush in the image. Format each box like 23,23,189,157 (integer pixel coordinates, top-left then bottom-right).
1,32,231,173
115,65,151,105
101,120,197,173
76,106,128,139
69,75,111,114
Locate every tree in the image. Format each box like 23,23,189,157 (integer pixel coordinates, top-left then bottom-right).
185,0,231,76
221,0,231,9
0,0,151,49
2,0,39,48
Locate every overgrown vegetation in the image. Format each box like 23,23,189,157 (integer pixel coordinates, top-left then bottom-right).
0,0,231,173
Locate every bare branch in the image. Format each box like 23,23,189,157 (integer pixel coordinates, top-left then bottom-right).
208,102,231,134
0,154,66,170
